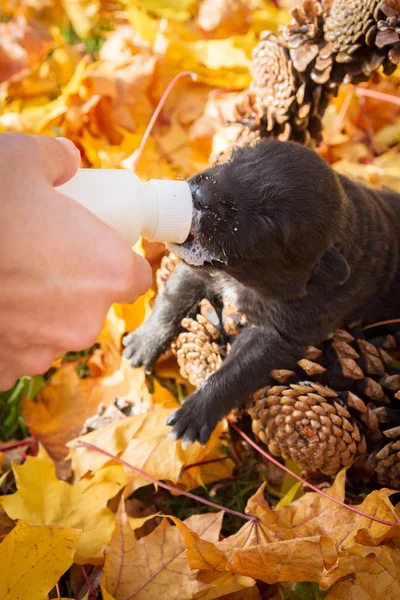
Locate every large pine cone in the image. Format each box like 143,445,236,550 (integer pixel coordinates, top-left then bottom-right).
376,0,400,64
156,254,400,487
234,31,327,146
220,0,400,155
248,381,368,476
171,298,247,388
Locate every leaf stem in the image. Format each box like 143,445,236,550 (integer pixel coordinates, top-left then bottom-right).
355,86,400,106
0,438,33,452
81,565,97,600
76,441,255,522
229,420,399,527
363,317,400,331
132,71,197,172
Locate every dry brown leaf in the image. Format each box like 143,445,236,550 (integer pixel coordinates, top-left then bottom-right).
169,471,400,589
326,544,400,599
103,501,251,600
192,572,259,600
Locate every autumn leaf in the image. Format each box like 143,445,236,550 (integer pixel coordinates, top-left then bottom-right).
169,470,400,590
0,504,14,538
103,500,252,599
22,297,168,460
325,544,400,600
0,521,81,600
124,0,195,22
68,407,233,493
0,16,54,83
197,0,251,37
0,445,126,564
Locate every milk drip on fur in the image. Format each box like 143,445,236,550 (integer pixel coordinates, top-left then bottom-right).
56,169,193,244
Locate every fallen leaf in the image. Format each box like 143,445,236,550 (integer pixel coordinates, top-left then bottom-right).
61,0,94,38
103,500,249,599
326,544,400,600
169,471,400,589
22,364,127,460
22,296,165,460
124,0,195,22
0,504,14,538
197,0,251,37
101,588,116,600
0,445,126,564
0,521,81,600
68,407,233,493
0,16,54,83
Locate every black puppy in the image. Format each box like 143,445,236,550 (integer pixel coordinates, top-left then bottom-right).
123,139,400,448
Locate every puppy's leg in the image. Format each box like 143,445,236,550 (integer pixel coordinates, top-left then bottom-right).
167,326,307,446
123,263,208,371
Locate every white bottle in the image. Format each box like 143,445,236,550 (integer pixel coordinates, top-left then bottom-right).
56,169,193,245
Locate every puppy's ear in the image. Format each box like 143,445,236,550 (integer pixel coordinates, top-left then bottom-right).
310,246,350,287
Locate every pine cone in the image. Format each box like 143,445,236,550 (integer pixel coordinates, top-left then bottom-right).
216,0,400,157
323,0,380,63
234,31,323,145
156,252,181,294
171,298,247,388
156,253,400,485
248,381,368,475
376,0,400,64
375,436,400,488
282,0,326,73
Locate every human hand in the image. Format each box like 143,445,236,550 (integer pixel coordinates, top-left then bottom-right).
0,133,152,390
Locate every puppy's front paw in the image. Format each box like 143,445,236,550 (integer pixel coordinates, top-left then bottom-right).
122,326,164,371
166,389,221,447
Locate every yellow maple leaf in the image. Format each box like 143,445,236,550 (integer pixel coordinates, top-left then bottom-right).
0,521,81,600
68,407,233,493
0,445,127,565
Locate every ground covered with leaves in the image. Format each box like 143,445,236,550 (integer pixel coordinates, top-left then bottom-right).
1,1,400,599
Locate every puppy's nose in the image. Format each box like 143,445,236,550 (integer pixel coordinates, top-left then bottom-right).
192,186,211,211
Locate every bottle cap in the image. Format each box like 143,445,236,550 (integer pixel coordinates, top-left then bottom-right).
148,179,193,243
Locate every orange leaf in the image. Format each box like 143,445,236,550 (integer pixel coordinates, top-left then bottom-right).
68,407,232,494
103,500,245,600
0,16,54,83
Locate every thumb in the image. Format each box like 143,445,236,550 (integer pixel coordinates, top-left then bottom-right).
35,135,81,186
115,251,153,305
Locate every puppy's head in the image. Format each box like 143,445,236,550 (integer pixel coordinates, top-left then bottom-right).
170,140,350,300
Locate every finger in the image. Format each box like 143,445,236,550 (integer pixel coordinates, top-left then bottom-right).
35,135,81,186
114,251,152,305
0,372,18,392
15,346,59,377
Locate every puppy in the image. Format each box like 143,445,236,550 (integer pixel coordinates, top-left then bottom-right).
123,139,400,447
